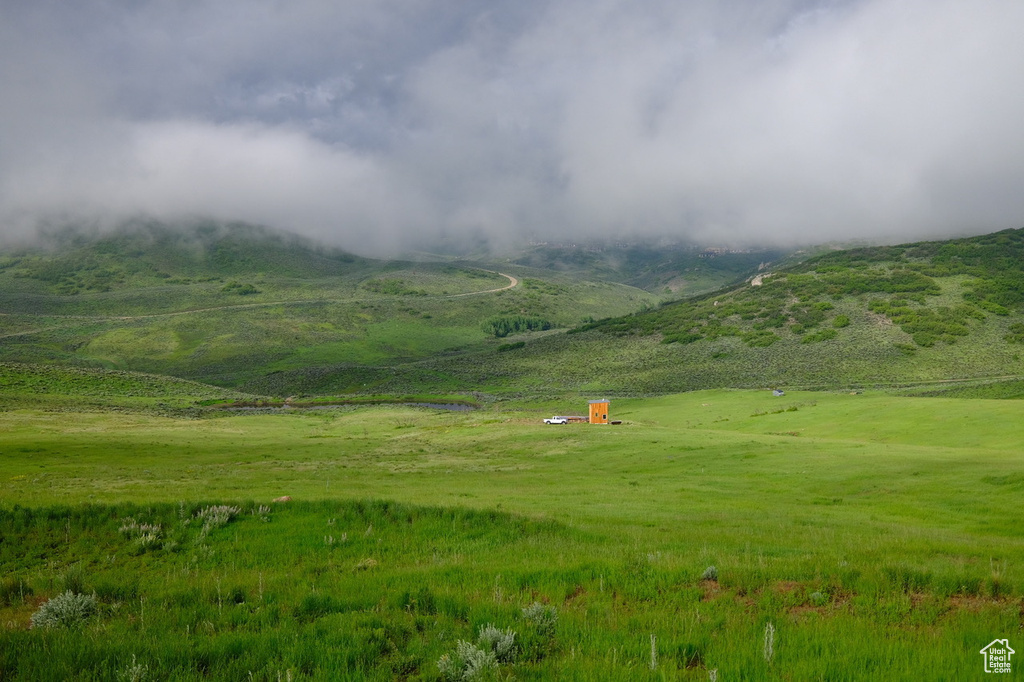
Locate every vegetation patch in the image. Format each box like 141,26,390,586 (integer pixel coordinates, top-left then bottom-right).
361,278,428,296
482,315,553,338
221,280,261,295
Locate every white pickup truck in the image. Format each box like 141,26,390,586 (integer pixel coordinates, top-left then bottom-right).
543,416,569,424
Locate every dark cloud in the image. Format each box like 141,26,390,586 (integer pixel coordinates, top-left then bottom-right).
1,0,1023,254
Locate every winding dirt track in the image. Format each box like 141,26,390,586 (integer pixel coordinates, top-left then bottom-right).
445,272,517,297
0,270,520,338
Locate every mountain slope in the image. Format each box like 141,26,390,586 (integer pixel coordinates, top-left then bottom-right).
248,228,1024,397
0,221,656,386
579,227,1024,348
509,241,787,295
7,221,1024,397
0,220,367,297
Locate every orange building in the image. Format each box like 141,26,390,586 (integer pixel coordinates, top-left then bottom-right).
588,400,609,424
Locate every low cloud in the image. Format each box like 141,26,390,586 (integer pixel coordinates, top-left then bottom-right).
2,0,1023,254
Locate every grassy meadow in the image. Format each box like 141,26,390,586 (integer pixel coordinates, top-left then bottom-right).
2,388,1022,679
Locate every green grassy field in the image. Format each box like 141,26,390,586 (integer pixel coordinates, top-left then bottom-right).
2,388,1021,679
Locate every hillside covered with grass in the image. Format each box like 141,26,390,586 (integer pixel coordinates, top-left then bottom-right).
509,241,787,296
7,222,1024,399
580,227,1024,348
248,228,1024,397
0,221,656,388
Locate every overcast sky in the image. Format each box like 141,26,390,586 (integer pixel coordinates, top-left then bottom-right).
2,0,1023,254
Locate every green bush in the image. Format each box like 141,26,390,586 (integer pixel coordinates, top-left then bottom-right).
743,331,779,347
1006,323,1024,344
801,329,838,344
662,332,702,345
221,281,260,295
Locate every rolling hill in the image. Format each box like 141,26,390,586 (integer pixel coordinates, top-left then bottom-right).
0,221,658,387
6,221,1024,398
251,227,1024,397
508,241,789,295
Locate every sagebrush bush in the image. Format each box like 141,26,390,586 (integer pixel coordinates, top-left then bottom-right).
437,623,517,680
196,505,240,526
117,655,149,682
195,505,241,538
438,640,498,681
30,590,97,629
701,565,719,581
477,623,518,663
521,602,557,638
118,517,162,539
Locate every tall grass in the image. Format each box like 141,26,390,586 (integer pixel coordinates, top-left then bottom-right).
1,498,1008,680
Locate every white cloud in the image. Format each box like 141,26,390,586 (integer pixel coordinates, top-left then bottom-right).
2,0,1023,253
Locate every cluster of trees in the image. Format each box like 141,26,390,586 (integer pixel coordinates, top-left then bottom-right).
482,316,552,338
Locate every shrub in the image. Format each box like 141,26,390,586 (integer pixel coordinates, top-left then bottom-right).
662,332,703,345
438,640,498,681
30,590,97,629
117,655,150,682
801,328,838,344
700,565,718,582
1006,323,1024,344
195,505,241,537
477,624,518,663
978,300,1010,315
521,602,558,638
221,281,260,295
912,332,936,347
